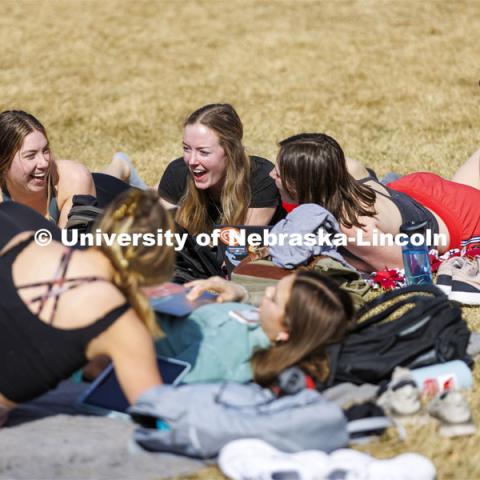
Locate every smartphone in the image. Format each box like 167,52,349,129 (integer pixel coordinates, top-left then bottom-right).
229,308,260,325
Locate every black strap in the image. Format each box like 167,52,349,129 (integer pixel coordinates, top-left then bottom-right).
101,302,130,324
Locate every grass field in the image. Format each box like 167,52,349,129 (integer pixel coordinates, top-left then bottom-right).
2,1,480,478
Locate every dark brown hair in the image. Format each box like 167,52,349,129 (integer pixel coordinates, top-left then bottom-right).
176,104,251,234
251,271,355,387
277,133,376,228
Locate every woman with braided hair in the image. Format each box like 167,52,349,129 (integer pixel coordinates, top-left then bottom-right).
0,189,175,425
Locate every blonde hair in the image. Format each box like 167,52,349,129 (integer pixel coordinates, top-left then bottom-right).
94,189,175,337
176,104,251,234
0,110,57,221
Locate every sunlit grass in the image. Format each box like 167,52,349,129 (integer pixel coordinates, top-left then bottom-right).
2,1,480,478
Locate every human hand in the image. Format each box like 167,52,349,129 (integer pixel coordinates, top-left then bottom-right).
185,276,249,303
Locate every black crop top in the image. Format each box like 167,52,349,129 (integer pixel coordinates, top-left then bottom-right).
358,175,439,241
0,237,129,403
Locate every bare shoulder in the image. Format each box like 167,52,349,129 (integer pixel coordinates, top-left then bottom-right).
85,300,151,359
56,159,93,183
55,159,95,207
345,157,370,180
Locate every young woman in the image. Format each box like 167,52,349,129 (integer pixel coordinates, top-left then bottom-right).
0,189,174,424
0,110,96,227
269,133,480,271
158,103,284,235
155,272,355,387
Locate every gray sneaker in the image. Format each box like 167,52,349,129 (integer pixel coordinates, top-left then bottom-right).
377,367,421,417
428,391,476,437
449,257,480,305
435,256,471,295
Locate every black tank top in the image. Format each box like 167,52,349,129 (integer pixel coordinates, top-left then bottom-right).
358,175,439,238
0,237,129,403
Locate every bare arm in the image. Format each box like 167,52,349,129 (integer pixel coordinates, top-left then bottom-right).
341,216,404,272
56,160,96,228
245,207,276,226
159,197,178,210
86,309,162,405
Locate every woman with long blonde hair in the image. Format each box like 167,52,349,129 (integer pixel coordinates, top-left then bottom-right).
0,189,175,424
158,104,283,235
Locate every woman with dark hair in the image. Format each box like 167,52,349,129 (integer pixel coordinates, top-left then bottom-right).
0,110,95,227
270,133,480,272
155,271,355,386
0,189,175,424
157,104,283,234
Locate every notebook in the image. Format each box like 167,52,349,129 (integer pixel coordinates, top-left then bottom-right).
145,282,218,316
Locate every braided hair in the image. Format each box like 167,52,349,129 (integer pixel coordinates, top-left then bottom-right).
94,189,175,336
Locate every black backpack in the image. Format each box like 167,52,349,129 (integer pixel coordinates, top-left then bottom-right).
323,284,472,387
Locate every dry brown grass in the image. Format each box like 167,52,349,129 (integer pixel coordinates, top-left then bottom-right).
2,0,480,478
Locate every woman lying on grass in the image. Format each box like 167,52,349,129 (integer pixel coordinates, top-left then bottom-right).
0,110,95,227
155,273,354,386
0,190,174,425
269,133,480,272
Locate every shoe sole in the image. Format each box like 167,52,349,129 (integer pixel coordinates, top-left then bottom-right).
438,422,477,438
449,280,480,305
436,284,451,295
449,291,480,305
435,274,452,295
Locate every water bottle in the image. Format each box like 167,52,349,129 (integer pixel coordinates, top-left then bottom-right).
410,360,473,397
400,220,432,285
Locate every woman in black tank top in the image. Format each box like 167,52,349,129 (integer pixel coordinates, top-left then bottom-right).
270,133,480,272
0,190,174,417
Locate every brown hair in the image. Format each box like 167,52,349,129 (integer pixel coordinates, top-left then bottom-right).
176,103,251,234
0,110,57,220
277,133,376,228
94,189,175,336
251,271,355,387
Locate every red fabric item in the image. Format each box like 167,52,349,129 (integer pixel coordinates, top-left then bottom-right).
282,201,298,213
305,375,316,390
372,268,405,290
429,252,442,273
387,173,480,250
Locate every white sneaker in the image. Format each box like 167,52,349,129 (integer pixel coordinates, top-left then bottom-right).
328,449,436,480
428,391,476,437
218,438,329,480
376,367,421,417
218,439,436,480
